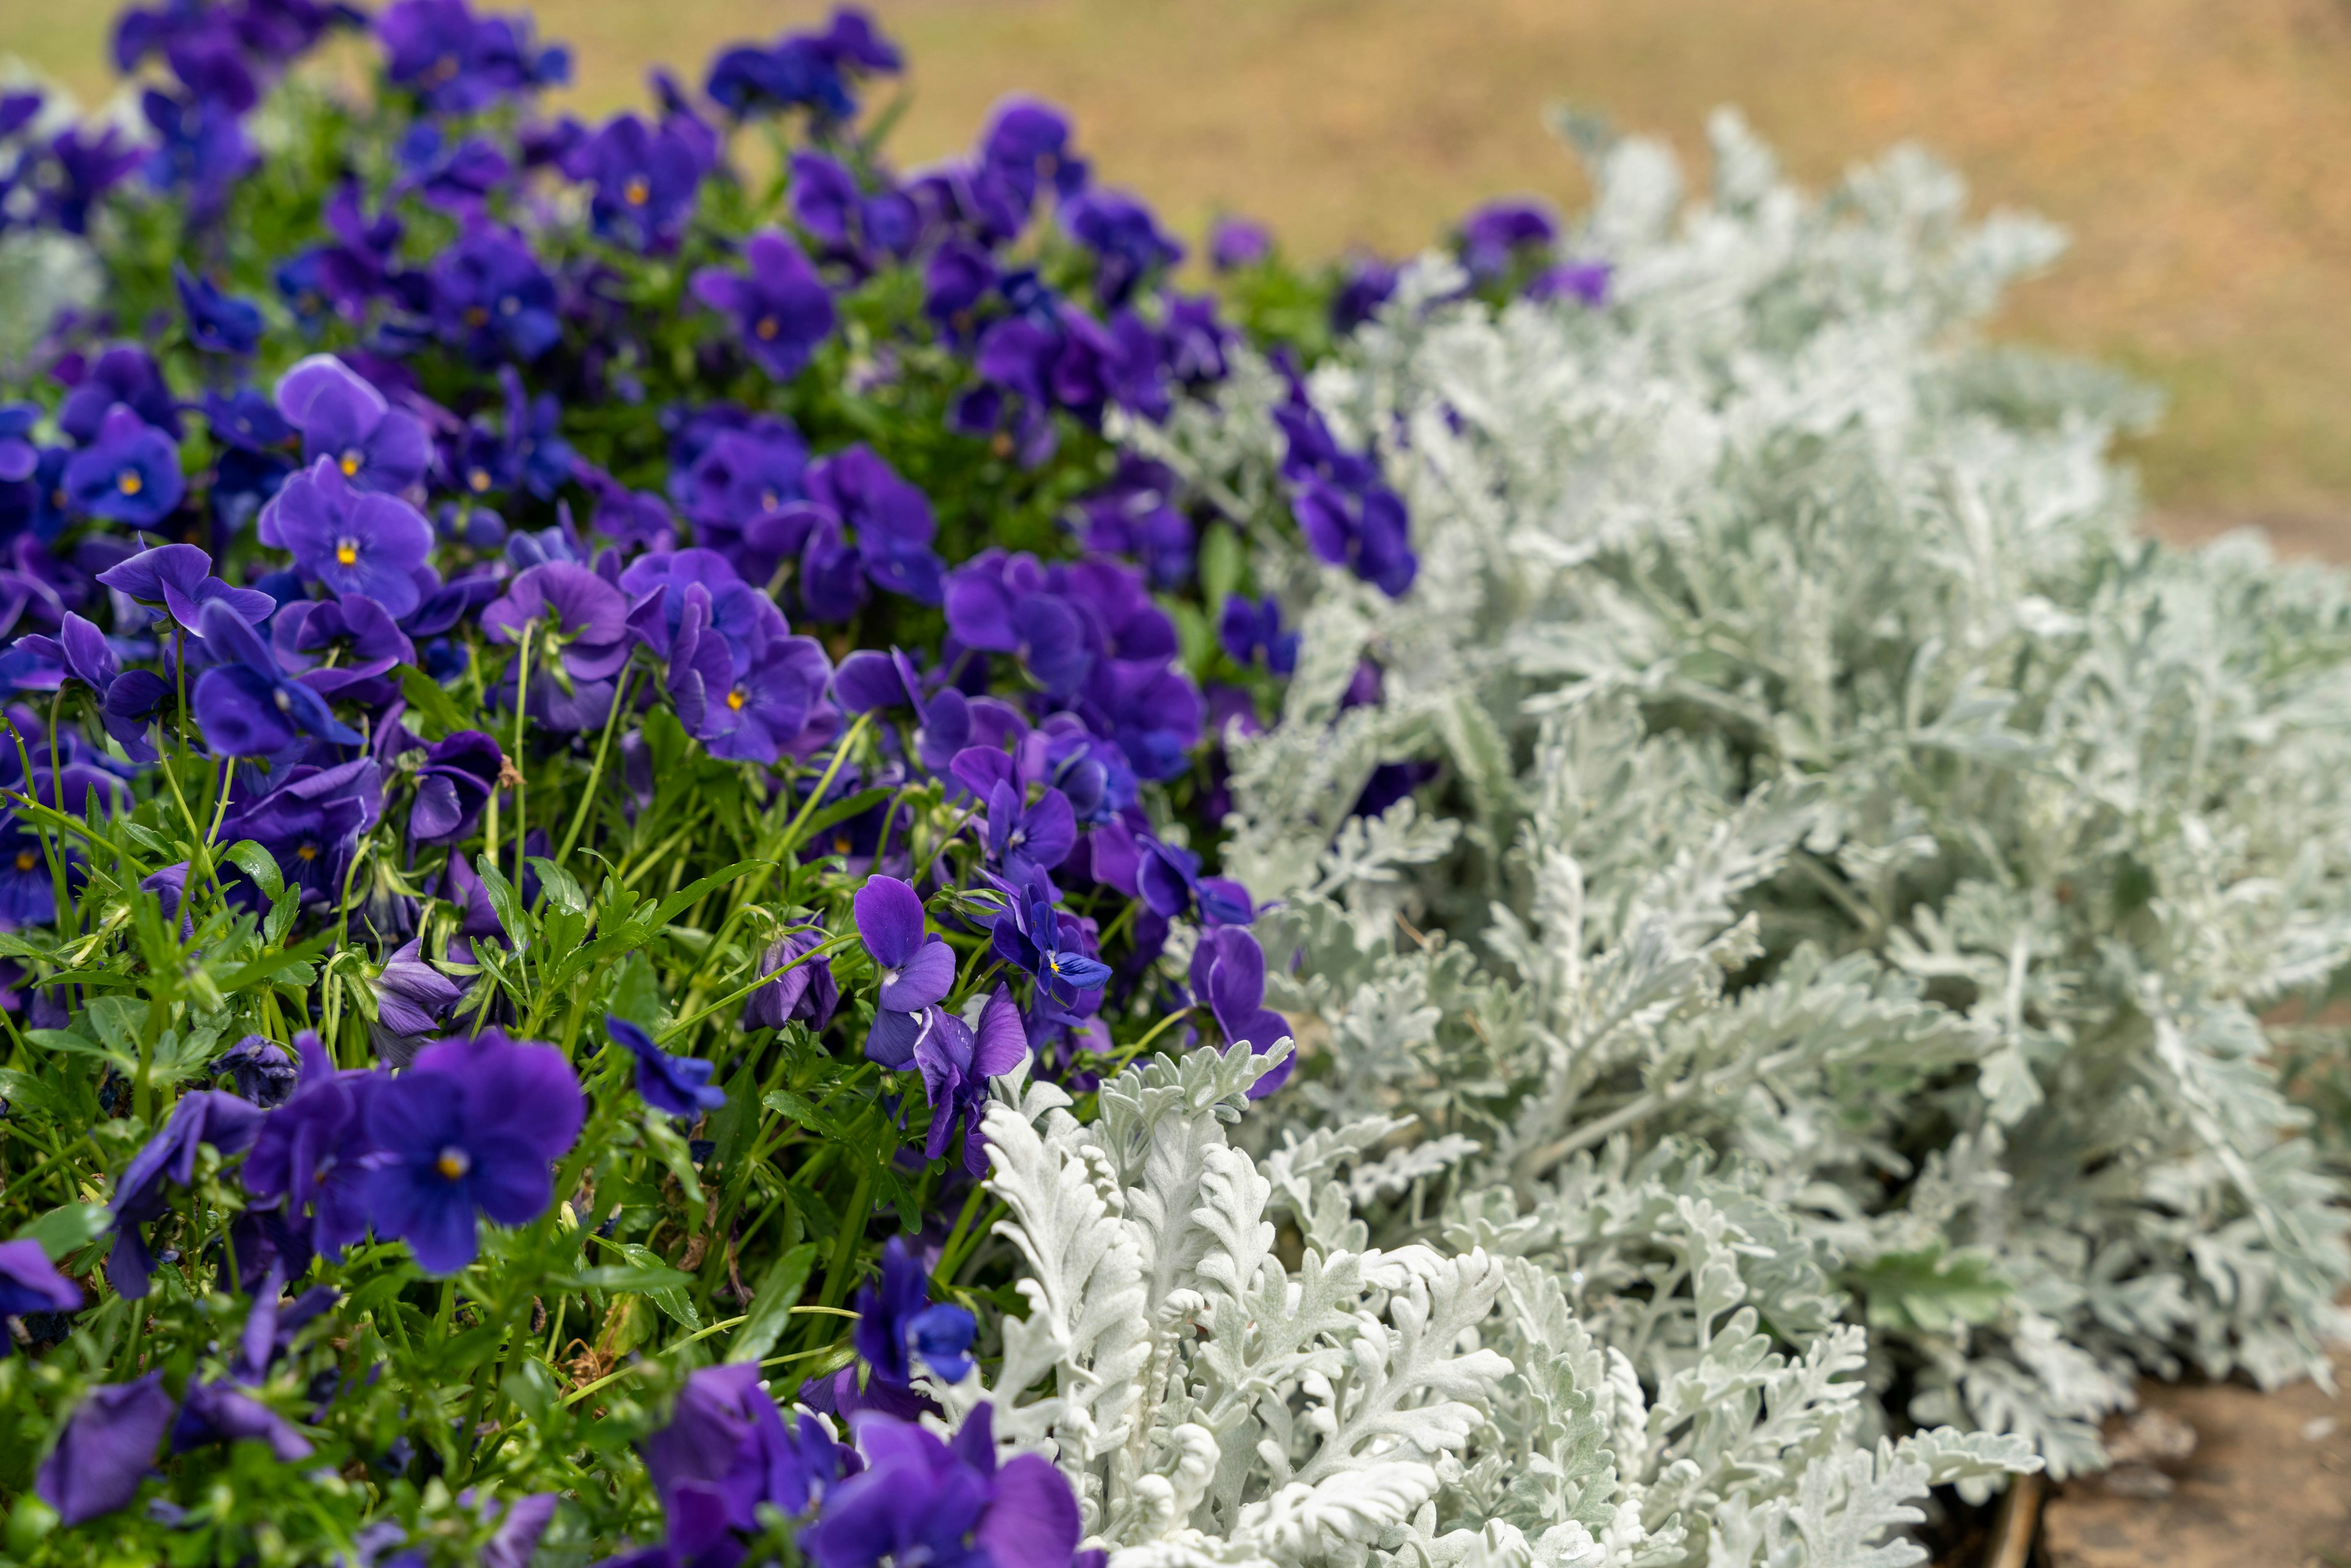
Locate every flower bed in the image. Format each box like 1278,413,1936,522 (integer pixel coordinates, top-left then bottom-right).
0,6,2344,1568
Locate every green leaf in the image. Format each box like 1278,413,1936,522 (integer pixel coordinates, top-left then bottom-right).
474,856,530,950
1199,521,1245,609
13,1202,111,1261
607,950,666,1032
574,1261,697,1293
222,839,285,901
527,855,587,916
27,1026,132,1071
1848,1247,2011,1334
263,884,301,947
398,665,473,739
729,1241,822,1364
643,860,762,932
786,789,890,857
84,996,146,1057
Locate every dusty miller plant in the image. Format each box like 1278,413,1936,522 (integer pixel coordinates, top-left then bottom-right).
1117,110,2351,1480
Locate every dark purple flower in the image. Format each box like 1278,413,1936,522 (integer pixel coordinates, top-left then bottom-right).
432,223,561,363
139,88,254,223
190,599,365,756
1209,216,1272,271
216,1035,299,1106
1459,198,1559,283
0,1238,80,1354
11,612,173,762
34,1373,176,1526
270,356,429,497
61,406,184,528
174,264,265,356
632,1362,848,1564
1189,927,1293,1098
378,0,569,114
1137,837,1252,928
270,595,414,707
912,988,1027,1174
242,1033,380,1258
855,1236,978,1387
97,543,277,628
855,874,953,1013
943,553,1091,699
1218,594,1298,676
801,1405,1082,1568
0,402,39,483
1526,259,1611,307
58,347,181,445
394,121,512,212
258,459,435,617
607,1014,726,1118
0,816,57,931
978,96,1087,217
984,782,1076,885
804,444,943,607
829,651,967,772
743,926,838,1032
481,561,633,731
217,758,379,906
576,112,708,249
170,1379,313,1462
1331,254,1400,333
1060,188,1182,307
39,126,143,234
691,231,836,382
108,1090,268,1298
991,883,1109,1012
373,939,463,1060
408,729,502,844
363,1028,584,1275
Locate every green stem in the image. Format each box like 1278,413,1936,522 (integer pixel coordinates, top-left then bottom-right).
511,625,531,891
555,661,633,867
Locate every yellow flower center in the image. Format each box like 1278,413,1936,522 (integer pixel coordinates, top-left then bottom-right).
624,177,650,206
340,451,362,476
13,850,35,872
756,315,780,340
726,689,747,711
296,842,319,861
335,540,359,566
117,470,143,496
436,1146,471,1180
470,468,492,493
465,307,489,328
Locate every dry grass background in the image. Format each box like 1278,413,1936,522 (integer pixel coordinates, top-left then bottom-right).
9,0,2351,547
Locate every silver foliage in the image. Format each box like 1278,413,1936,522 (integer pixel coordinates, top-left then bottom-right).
1126,108,2351,1490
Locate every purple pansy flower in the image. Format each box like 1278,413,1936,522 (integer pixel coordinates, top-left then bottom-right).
214,1035,299,1106
1190,927,1294,1097
174,264,265,356
61,406,184,527
242,1032,380,1258
170,1379,313,1463
991,882,1110,1012
801,1405,1084,1568
372,939,464,1064
12,612,173,762
855,875,954,1013
480,562,634,731
108,1089,268,1298
984,781,1076,885
190,599,366,757
0,402,40,483
576,111,708,250
407,729,503,844
0,1238,80,1355
1209,216,1272,271
855,1236,978,1386
743,926,839,1032
432,222,561,363
912,987,1027,1173
1527,259,1611,307
259,458,436,617
1136,836,1253,928
1218,594,1298,676
34,1373,177,1526
363,1028,585,1275
607,1014,727,1118
626,1362,849,1566
378,0,568,114
1060,187,1183,307
217,758,380,907
58,346,181,444
691,230,836,382
273,353,432,494
1458,198,1559,283
96,543,276,628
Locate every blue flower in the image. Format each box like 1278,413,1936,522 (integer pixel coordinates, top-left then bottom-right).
34,1373,176,1526
1218,594,1299,675
801,1405,1084,1568
0,1238,80,1356
272,354,431,495
1060,187,1183,307
363,1028,585,1275
216,757,380,906
108,1089,267,1298
576,111,710,250
62,405,184,527
242,1032,380,1258
691,231,836,383
431,222,561,363
190,598,365,757
855,874,954,1012
607,1014,727,1118
854,1236,978,1386
377,0,569,114
991,882,1109,1011
173,263,264,355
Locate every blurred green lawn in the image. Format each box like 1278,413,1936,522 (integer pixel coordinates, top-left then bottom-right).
10,0,2351,538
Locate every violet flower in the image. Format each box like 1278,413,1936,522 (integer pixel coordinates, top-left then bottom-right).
1217,594,1298,676
242,1033,380,1259
378,0,569,114
1060,187,1183,307
61,405,184,527
216,757,380,907
34,1372,176,1526
407,729,503,844
1458,197,1559,283
273,353,432,494
260,457,436,617
96,542,276,628
743,926,839,1032
0,817,57,931
214,1035,298,1106
364,1028,584,1274
801,1404,1083,1568
190,599,364,757
170,1379,313,1462
855,1236,978,1387
912,987,1027,1174
432,222,561,363
1209,216,1272,271
372,939,464,1066
173,263,264,355
692,231,837,383
607,1014,726,1118
626,1362,848,1566
0,1238,80,1354
1190,927,1294,1098
854,874,953,1012
577,111,708,249
108,1089,268,1297
990,883,1109,1012
983,781,1076,886
11,612,172,761
1136,837,1253,928
58,346,181,443
0,402,39,482
481,561,634,732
